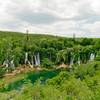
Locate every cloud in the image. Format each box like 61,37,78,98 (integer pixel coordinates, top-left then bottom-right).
0,0,100,37
11,11,63,25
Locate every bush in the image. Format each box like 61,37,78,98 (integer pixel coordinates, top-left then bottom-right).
41,58,54,69
74,63,96,80
95,51,100,61
0,67,6,78
46,71,70,86
61,78,94,100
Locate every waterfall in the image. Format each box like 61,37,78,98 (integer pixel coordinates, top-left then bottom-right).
70,57,74,65
31,54,34,66
34,55,38,66
34,52,40,66
90,53,95,61
3,59,15,71
25,52,28,64
37,53,40,66
3,59,9,72
10,60,15,69
69,56,74,68
3,59,9,68
24,52,33,68
78,57,81,65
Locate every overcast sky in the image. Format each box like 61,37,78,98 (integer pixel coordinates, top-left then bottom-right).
0,0,100,37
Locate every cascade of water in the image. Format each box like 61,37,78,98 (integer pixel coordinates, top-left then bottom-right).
37,53,40,66
70,57,74,65
24,52,33,68
10,59,15,69
90,53,95,61
34,53,40,66
3,59,9,68
3,59,9,72
69,56,74,68
31,54,34,66
78,56,81,65
34,55,38,66
25,52,28,64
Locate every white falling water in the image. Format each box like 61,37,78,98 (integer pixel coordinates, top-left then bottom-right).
37,53,40,66
34,55,38,66
34,53,40,66
90,53,95,61
10,60,15,69
78,57,81,65
3,59,9,72
24,52,33,68
25,52,28,64
3,59,9,68
31,54,34,66
69,57,74,68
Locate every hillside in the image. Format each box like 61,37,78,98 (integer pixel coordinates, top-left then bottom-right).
0,31,100,100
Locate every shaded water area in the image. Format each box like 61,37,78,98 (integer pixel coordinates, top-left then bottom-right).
0,69,61,92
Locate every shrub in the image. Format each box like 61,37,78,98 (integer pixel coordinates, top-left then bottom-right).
41,58,54,69
0,67,6,78
46,71,70,86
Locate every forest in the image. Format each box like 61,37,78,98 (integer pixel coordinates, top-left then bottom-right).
0,31,100,100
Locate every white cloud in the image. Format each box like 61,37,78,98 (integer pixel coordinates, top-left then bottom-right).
0,0,100,37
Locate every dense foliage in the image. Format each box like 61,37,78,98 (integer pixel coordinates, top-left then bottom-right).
0,61,100,100
0,31,100,100
0,31,99,68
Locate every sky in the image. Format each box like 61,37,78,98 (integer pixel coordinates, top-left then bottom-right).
0,0,100,37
